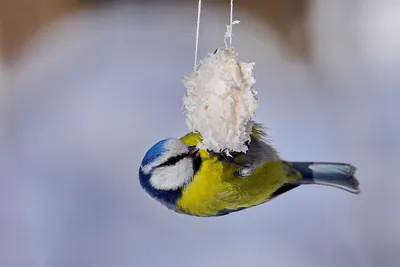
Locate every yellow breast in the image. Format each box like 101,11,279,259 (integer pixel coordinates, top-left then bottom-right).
177,132,290,216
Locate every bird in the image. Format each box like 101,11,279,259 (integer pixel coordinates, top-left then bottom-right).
138,123,360,217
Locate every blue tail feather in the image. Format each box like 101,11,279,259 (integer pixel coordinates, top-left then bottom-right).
289,162,360,194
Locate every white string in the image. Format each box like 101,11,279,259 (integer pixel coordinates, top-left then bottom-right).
229,0,234,47
194,0,202,69
194,0,235,67
224,0,238,48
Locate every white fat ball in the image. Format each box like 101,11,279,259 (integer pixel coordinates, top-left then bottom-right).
182,48,258,153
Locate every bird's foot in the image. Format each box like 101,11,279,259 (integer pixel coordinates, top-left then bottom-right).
207,149,254,177
220,152,246,167
207,150,244,165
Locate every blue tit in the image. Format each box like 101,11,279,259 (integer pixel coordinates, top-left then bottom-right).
139,123,360,217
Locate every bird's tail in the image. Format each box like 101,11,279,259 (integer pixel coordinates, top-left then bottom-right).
287,162,360,194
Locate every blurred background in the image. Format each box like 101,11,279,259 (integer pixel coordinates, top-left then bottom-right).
1,0,400,266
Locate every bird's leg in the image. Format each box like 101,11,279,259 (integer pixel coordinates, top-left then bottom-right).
207,149,244,167
207,149,255,177
220,153,245,168
207,150,218,158
221,151,256,178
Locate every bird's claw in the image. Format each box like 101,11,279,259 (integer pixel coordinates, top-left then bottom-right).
207,149,254,177
220,153,245,168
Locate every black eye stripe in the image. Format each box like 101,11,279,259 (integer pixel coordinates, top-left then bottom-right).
192,154,202,174
156,153,190,168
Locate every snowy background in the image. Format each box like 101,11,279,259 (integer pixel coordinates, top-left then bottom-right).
1,1,400,266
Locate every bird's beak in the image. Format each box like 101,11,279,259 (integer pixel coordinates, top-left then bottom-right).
188,146,200,156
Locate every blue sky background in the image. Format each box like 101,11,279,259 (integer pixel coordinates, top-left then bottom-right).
1,1,400,266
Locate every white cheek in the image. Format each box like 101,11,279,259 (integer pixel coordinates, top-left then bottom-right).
150,159,194,190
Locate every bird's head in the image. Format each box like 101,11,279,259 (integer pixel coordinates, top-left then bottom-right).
139,138,201,209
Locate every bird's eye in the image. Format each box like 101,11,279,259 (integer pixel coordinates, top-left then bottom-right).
165,157,180,165
157,153,188,168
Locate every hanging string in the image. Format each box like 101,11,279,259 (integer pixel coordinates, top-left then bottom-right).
224,0,238,48
195,0,236,68
229,0,234,48
194,0,202,69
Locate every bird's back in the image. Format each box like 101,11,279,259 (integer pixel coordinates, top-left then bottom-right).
176,130,295,216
